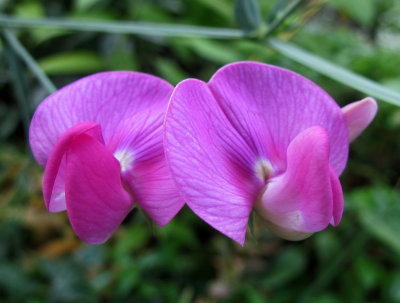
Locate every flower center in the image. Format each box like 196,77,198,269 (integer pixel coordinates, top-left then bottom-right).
114,149,134,172
254,158,274,183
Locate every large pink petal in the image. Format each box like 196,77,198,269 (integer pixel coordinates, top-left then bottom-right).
43,122,103,212
208,62,349,176
65,133,132,244
113,113,184,226
29,72,173,167
342,97,377,142
165,79,264,245
256,126,334,233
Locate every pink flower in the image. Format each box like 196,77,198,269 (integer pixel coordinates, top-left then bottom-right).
30,72,183,244
164,61,377,244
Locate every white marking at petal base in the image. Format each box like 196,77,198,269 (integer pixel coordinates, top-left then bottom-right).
114,149,134,173
254,158,274,182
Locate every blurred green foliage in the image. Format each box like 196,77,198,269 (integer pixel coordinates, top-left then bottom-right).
0,0,400,302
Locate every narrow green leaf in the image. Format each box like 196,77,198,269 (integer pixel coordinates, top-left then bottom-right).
2,29,57,94
0,15,245,39
268,38,400,106
265,0,306,37
234,0,263,31
38,51,103,75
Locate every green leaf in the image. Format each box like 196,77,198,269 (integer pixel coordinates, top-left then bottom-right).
268,38,400,106
348,187,400,254
155,58,186,86
234,0,263,31
329,0,375,27
0,15,245,39
181,38,243,64
38,51,103,75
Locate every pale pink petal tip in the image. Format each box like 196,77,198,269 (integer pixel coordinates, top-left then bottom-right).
342,97,378,142
66,134,133,245
256,126,335,240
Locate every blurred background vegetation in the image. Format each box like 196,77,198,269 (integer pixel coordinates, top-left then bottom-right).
1,0,400,302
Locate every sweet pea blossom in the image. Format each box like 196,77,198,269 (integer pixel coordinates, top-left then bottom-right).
30,72,183,244
164,61,377,244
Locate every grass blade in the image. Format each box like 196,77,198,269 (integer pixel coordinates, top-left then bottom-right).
2,29,57,94
0,15,245,39
268,38,400,106
265,0,307,37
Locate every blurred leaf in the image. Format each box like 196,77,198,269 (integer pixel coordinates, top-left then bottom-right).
388,272,400,302
0,262,39,299
262,246,305,287
0,15,245,39
195,0,233,21
74,0,103,12
314,230,340,263
113,225,150,260
348,187,400,254
329,0,375,27
41,258,97,303
38,51,103,75
14,0,44,19
182,38,243,64
234,0,263,31
354,254,384,289
269,38,400,106
0,103,19,140
155,58,186,85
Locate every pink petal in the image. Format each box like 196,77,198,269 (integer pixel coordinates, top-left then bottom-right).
256,126,334,233
342,97,378,142
65,133,132,244
164,79,264,245
104,107,183,226
112,113,184,226
330,165,343,226
208,61,349,176
29,72,173,167
124,160,184,226
43,122,103,212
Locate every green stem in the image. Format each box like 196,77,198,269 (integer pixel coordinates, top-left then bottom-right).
2,29,57,94
0,14,246,39
265,0,307,37
2,34,31,139
268,38,400,106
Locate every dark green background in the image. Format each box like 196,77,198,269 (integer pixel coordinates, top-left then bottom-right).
1,0,400,302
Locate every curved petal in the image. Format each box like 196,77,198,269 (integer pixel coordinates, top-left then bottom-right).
29,72,173,167
43,122,103,212
208,61,349,176
342,97,377,142
330,165,344,226
66,133,132,244
124,160,184,226
114,113,184,226
256,126,334,234
164,79,263,245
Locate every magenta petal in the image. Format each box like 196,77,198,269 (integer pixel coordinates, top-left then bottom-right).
29,72,173,167
43,122,103,212
124,160,184,226
342,97,378,142
65,133,132,244
165,79,263,245
257,126,333,233
111,111,184,226
209,62,349,175
330,165,343,226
